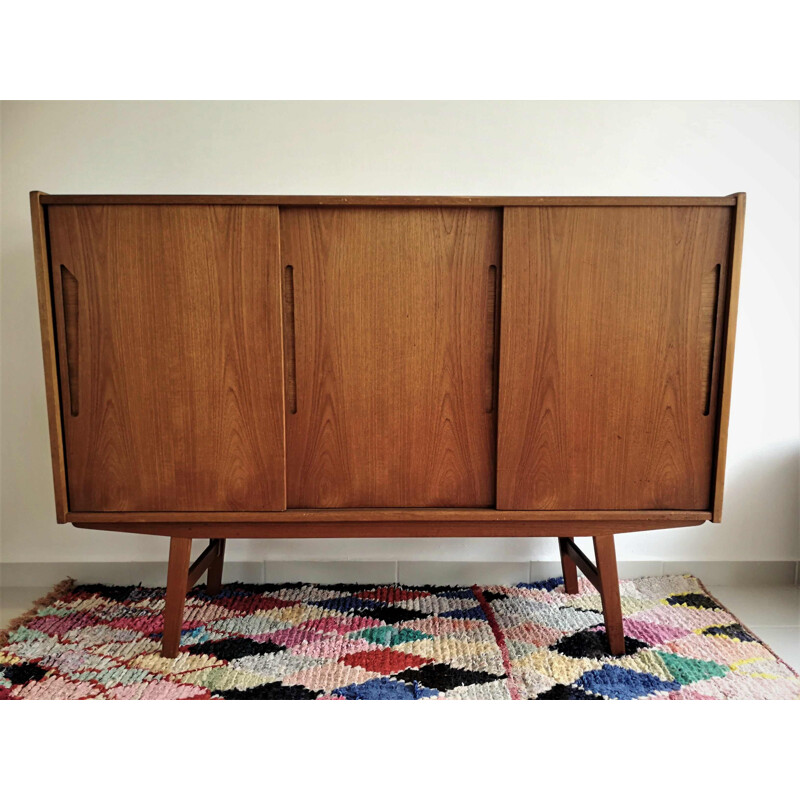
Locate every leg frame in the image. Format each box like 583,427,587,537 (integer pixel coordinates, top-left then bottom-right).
557,534,625,656
161,537,226,658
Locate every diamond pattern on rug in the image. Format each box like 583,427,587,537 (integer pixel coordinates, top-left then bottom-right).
0,575,798,700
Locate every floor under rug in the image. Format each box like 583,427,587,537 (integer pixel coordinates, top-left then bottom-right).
1,574,798,700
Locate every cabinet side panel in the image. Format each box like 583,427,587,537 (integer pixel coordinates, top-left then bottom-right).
30,192,69,521
497,206,733,510
47,204,286,511
282,207,501,508
712,193,746,521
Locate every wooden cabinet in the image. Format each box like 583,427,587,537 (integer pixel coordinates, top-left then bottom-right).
31,193,745,657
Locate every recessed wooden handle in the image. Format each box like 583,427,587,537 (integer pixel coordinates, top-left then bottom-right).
60,265,80,416
704,262,725,417
485,264,500,413
283,265,297,414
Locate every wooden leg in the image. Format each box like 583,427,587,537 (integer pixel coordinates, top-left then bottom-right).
162,537,192,658
558,537,580,594
206,539,226,595
593,535,625,656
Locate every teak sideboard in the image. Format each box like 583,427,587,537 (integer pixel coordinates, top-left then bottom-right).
30,192,745,657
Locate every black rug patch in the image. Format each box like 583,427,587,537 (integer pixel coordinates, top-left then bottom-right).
315,583,387,594
394,663,501,692
550,629,648,659
3,662,49,685
703,623,758,642
353,606,431,625
73,583,139,603
665,593,721,610
214,682,321,700
535,683,603,700
188,637,285,661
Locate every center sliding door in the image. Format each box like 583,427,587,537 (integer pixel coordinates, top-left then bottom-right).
281,207,501,508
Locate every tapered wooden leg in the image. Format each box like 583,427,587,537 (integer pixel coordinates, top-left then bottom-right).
593,535,625,656
558,537,580,594
162,537,192,658
206,539,226,595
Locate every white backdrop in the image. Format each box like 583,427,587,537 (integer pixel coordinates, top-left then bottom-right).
1,100,797,565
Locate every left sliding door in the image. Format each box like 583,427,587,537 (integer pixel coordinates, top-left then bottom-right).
47,205,286,511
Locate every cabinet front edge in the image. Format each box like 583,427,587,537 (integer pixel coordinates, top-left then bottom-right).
37,194,738,207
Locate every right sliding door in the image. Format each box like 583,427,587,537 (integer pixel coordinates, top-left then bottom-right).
497,205,733,510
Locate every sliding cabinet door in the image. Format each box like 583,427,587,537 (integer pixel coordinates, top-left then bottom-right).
497,205,733,510
282,207,501,507
47,204,286,511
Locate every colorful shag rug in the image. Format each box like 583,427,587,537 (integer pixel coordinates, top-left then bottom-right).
1,574,798,700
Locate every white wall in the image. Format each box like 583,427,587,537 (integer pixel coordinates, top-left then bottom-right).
1,101,798,565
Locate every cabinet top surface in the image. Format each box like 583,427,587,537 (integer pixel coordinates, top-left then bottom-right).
35,192,742,207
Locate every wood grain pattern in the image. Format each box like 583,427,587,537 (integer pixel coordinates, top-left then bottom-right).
47,205,286,512
281,207,501,507
72,519,705,539
39,195,738,207
497,206,733,510
30,192,69,521
712,193,746,521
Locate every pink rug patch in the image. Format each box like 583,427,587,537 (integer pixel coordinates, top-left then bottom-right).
504,621,567,648
296,615,382,636
26,612,101,637
106,680,211,700
295,635,381,659
622,618,690,645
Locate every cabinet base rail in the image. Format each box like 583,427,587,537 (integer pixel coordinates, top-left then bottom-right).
160,533,627,658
